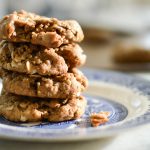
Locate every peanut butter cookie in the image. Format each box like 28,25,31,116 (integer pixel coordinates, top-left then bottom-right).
0,41,86,75
0,10,84,48
2,69,88,98
0,93,86,122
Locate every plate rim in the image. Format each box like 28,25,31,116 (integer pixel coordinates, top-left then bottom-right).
0,68,150,141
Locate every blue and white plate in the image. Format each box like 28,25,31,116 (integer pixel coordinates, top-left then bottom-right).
0,68,150,142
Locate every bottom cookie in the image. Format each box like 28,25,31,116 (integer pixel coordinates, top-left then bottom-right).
0,93,86,122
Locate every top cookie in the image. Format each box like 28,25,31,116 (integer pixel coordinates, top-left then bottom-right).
0,10,84,48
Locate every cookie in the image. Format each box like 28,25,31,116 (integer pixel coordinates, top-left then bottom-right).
2,69,88,98
0,92,86,122
0,10,84,48
0,41,86,75
56,43,86,68
113,35,150,63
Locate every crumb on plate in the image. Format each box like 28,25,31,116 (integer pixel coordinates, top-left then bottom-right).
90,112,110,127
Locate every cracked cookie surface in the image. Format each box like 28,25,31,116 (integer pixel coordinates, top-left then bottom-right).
0,41,86,75
0,92,86,122
0,10,84,48
1,69,88,98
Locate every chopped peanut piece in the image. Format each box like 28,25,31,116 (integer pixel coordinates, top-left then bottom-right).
90,112,110,127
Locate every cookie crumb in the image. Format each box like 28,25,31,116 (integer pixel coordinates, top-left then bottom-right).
90,112,110,127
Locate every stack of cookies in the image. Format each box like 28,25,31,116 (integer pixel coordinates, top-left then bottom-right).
0,10,88,122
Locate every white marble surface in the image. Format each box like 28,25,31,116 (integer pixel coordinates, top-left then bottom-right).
0,73,150,150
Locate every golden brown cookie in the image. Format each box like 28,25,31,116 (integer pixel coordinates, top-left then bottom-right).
2,69,88,98
0,10,84,48
0,41,86,75
0,92,86,122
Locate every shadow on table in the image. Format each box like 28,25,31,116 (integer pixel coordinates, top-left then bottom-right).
0,136,116,150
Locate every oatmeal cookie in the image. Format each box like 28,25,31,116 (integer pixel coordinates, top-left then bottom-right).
2,69,88,98
0,10,84,48
56,43,86,68
0,41,86,75
0,93,86,122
